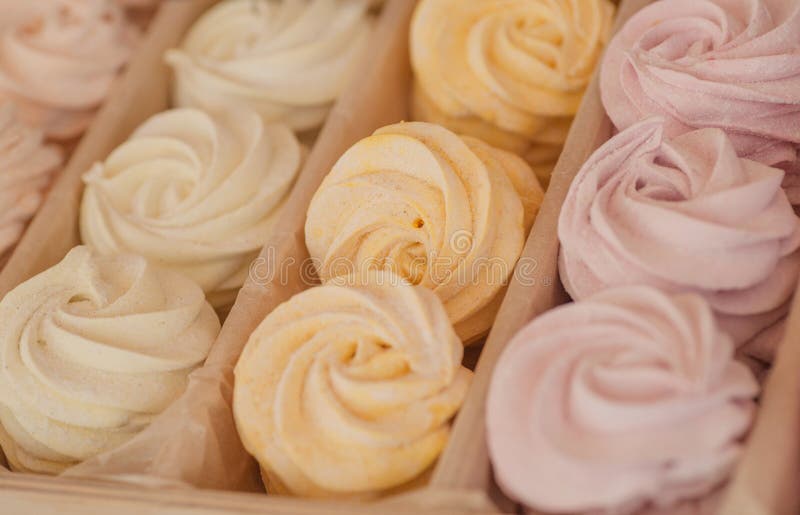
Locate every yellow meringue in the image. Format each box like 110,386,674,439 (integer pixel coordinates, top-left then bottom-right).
80,108,302,307
410,0,614,186
0,246,219,474
233,270,471,497
165,0,375,132
305,121,543,343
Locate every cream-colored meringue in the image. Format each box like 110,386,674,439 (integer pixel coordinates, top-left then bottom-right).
601,0,800,178
165,0,375,133
0,104,63,261
234,270,471,497
0,246,219,474
0,0,139,140
487,286,759,514
305,121,543,343
410,0,614,186
80,108,302,307
558,118,800,357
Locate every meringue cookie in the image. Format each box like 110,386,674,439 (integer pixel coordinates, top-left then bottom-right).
0,0,139,140
0,104,63,261
0,246,219,474
80,108,303,307
305,121,543,343
165,0,375,133
411,0,614,186
234,270,471,497
601,0,800,169
487,286,759,514
558,118,800,353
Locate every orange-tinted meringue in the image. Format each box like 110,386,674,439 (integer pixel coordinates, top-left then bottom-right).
558,118,800,356
601,0,800,173
305,121,543,343
166,0,375,133
487,286,759,514
410,0,614,185
234,270,471,497
0,104,62,261
0,0,139,140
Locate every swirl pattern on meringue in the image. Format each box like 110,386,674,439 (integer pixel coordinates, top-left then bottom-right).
487,286,759,514
0,246,219,474
601,0,800,170
0,104,63,261
411,0,614,185
558,118,800,352
0,0,139,140
80,108,303,307
233,270,471,497
305,121,543,343
165,0,375,133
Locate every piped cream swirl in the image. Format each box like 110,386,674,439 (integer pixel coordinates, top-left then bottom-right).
487,286,759,514
0,0,139,140
234,270,471,497
305,121,543,343
411,0,614,185
558,118,800,355
80,108,303,307
166,0,375,133
601,0,800,173
0,246,219,474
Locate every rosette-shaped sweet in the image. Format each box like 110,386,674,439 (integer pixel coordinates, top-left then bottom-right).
0,104,63,261
411,0,615,186
601,0,800,171
305,121,543,343
558,118,800,354
165,0,375,133
80,108,302,307
487,286,759,514
234,270,471,497
0,0,139,140
0,246,219,474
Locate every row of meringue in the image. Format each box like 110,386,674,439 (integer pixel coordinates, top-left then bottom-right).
486,1,800,513
409,0,615,186
231,119,542,496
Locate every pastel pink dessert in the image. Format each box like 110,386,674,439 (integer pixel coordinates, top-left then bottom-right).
558,118,800,361
600,0,800,200
486,286,759,514
0,104,62,260
0,0,139,140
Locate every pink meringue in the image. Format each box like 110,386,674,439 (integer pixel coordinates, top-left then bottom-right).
0,0,139,140
0,104,62,261
486,286,759,514
558,118,800,355
601,0,800,172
